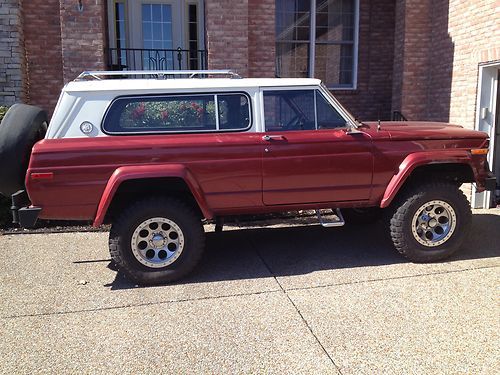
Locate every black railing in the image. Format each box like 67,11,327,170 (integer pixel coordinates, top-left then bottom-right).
107,48,208,71
392,110,408,121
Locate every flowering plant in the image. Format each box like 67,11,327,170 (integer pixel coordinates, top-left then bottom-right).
121,99,216,129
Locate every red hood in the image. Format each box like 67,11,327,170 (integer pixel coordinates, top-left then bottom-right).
363,121,488,140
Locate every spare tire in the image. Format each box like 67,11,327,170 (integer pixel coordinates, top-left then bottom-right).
0,104,48,197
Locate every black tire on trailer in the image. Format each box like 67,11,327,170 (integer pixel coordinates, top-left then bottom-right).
109,197,205,285
0,104,48,197
389,181,471,262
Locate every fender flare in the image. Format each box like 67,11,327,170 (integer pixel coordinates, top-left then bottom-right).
380,151,476,208
92,164,213,227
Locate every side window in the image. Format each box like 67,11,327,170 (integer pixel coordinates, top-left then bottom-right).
218,94,251,130
263,89,347,131
103,93,250,133
315,91,347,129
263,90,315,131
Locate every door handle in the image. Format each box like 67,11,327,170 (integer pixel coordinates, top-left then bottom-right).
262,135,286,141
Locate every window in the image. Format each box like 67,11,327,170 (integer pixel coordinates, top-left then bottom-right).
275,0,358,89
103,93,251,134
263,89,346,131
106,0,206,71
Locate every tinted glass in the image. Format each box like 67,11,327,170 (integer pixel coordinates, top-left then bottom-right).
103,94,251,134
315,91,346,128
263,90,315,131
218,94,251,130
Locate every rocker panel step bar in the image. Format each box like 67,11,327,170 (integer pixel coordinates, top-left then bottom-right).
316,208,345,227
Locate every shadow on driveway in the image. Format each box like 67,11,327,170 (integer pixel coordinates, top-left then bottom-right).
105,213,500,290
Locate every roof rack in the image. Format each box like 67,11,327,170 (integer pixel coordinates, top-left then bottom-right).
75,70,242,81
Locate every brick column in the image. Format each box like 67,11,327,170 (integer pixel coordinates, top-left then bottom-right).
205,0,249,77
0,0,25,106
59,0,107,83
391,0,432,120
248,0,275,78
22,0,63,112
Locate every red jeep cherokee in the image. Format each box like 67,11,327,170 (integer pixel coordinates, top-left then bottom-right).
0,70,496,285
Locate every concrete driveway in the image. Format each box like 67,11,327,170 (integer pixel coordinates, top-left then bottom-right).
1,209,499,374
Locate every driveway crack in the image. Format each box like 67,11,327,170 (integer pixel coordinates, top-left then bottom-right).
252,242,343,375
1,289,281,320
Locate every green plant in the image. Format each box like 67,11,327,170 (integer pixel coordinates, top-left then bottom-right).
121,100,216,129
0,106,8,122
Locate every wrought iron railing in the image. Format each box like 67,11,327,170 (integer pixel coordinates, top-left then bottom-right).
107,48,208,72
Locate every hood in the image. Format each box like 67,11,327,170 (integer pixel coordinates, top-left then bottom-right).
362,121,488,140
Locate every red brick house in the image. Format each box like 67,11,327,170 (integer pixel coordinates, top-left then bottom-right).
0,0,498,207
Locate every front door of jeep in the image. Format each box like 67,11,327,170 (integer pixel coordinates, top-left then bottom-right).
261,88,374,206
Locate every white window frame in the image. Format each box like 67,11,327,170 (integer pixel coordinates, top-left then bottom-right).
277,0,360,90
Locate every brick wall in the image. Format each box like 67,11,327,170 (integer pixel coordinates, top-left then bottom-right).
205,0,249,76
19,0,107,113
393,0,499,129
248,0,276,78
59,0,107,83
441,0,499,129
333,0,396,121
22,0,63,112
391,0,432,121
0,0,25,106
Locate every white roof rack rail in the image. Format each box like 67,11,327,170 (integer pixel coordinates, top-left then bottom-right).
75,70,242,81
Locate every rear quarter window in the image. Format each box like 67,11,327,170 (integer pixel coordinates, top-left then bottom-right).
103,93,251,134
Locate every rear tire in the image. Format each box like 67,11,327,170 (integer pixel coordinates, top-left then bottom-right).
389,181,471,262
0,104,48,197
109,197,205,285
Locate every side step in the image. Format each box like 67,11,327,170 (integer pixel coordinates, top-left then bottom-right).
316,208,345,227
209,209,346,232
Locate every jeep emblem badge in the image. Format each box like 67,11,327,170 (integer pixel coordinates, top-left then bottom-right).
80,121,94,134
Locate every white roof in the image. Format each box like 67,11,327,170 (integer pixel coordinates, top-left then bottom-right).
64,77,322,93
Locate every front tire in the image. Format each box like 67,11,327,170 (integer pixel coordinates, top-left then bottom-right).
389,181,471,262
109,197,205,285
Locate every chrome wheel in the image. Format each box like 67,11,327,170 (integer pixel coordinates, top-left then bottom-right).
411,200,457,247
131,217,185,268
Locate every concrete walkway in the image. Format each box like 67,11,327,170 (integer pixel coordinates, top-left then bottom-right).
1,209,499,374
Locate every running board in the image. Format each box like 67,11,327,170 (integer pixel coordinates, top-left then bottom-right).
316,208,345,227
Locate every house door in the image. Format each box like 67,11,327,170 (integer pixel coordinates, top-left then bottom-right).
107,0,205,71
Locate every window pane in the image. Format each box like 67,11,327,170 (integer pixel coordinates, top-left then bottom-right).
188,4,200,69
152,5,162,22
275,0,357,88
316,0,354,42
142,3,173,54
142,4,152,22
105,95,217,133
276,42,310,78
315,90,346,128
314,43,353,86
263,90,315,131
217,94,251,130
276,0,311,42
